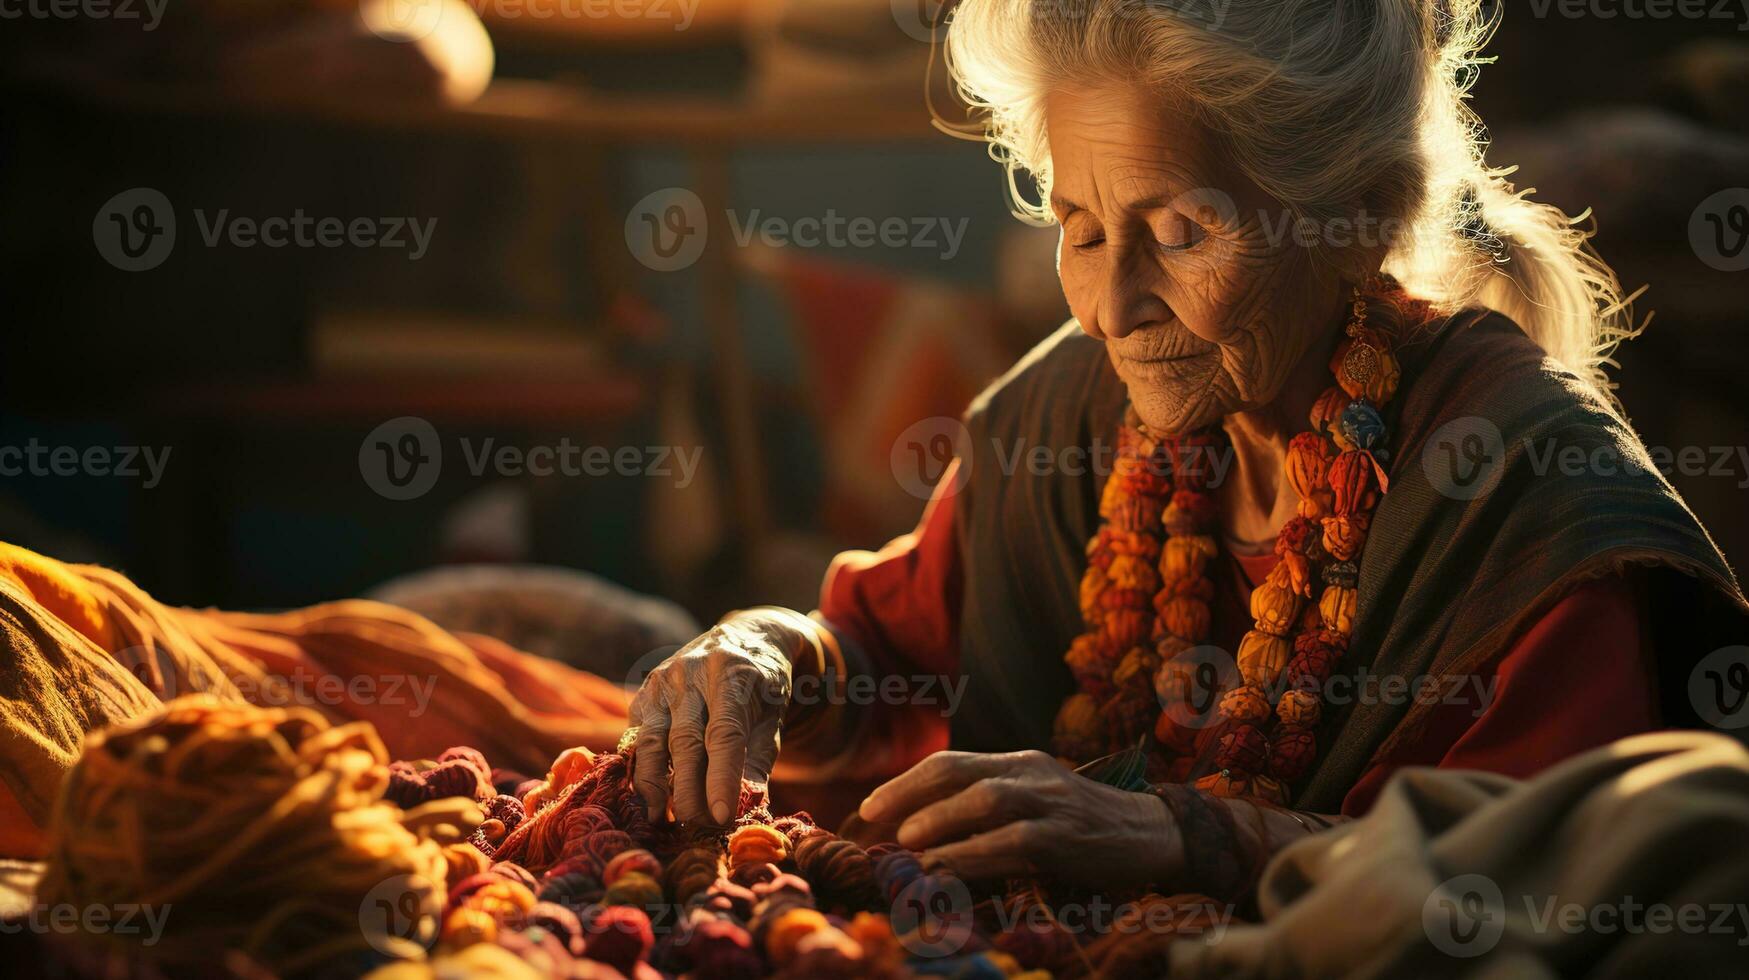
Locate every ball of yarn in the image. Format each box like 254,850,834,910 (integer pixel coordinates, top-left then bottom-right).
364,940,544,980
36,697,470,975
489,861,539,894
602,848,662,887
664,846,723,905
524,901,586,956
563,829,635,882
582,905,654,976
684,918,762,980
770,813,818,846
763,907,830,968
603,870,664,909
441,906,499,948
696,878,758,922
793,834,880,912
522,746,597,812
468,794,528,855
459,878,537,924
439,746,492,782
388,757,491,808
727,824,789,871
874,850,924,903
730,860,781,889
537,871,603,911
443,842,493,891
493,926,577,976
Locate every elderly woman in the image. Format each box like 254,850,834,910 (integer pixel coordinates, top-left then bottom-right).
627,0,1749,899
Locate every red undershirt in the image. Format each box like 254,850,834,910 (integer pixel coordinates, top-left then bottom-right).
820,461,1659,817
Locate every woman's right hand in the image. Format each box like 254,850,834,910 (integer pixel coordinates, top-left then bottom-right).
627,609,814,826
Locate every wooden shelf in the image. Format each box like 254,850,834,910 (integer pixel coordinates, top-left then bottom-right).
44,77,950,146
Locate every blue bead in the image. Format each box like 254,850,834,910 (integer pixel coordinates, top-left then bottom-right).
1340,401,1387,450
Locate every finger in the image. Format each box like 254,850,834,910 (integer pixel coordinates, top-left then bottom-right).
668,689,711,824
922,821,1046,881
630,697,673,817
704,683,753,825
896,777,1034,851
860,750,1036,823
744,714,781,787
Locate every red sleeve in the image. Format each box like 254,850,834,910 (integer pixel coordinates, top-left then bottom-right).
815,460,964,777
1340,574,1656,816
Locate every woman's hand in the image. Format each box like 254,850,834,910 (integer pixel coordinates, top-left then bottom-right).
858,750,1181,889
627,610,813,826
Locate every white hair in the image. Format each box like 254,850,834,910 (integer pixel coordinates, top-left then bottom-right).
945,0,1640,399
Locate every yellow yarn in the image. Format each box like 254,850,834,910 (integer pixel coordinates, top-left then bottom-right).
36,696,480,975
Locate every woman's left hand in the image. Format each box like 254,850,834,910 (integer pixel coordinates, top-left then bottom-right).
857,749,1180,888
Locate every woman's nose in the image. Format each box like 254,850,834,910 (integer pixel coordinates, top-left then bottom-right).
1096,247,1172,340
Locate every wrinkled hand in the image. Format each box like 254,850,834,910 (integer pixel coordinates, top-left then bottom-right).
858,750,1179,888
627,613,801,826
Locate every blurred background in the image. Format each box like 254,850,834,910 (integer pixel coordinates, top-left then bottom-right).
2,0,1747,667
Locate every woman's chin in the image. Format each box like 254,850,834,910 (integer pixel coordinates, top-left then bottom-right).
1127,383,1226,436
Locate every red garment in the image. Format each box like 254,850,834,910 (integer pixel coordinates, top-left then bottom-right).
819,468,1659,814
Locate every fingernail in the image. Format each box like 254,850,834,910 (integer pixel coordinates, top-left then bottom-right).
711,800,731,824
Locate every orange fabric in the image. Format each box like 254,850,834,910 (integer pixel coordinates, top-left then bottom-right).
0,542,632,859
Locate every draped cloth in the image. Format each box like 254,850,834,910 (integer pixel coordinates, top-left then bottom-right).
953,310,1749,810
1169,731,1749,978
0,542,631,858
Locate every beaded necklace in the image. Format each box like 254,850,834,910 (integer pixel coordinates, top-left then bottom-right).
1055,276,1430,806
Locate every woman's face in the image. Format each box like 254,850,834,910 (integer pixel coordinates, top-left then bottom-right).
1046,83,1350,434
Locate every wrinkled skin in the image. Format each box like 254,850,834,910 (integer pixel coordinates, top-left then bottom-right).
628,615,794,826
628,81,1366,884
859,750,1179,885
1049,83,1356,437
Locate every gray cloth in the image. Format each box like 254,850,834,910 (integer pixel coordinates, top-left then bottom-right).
1170,731,1749,978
